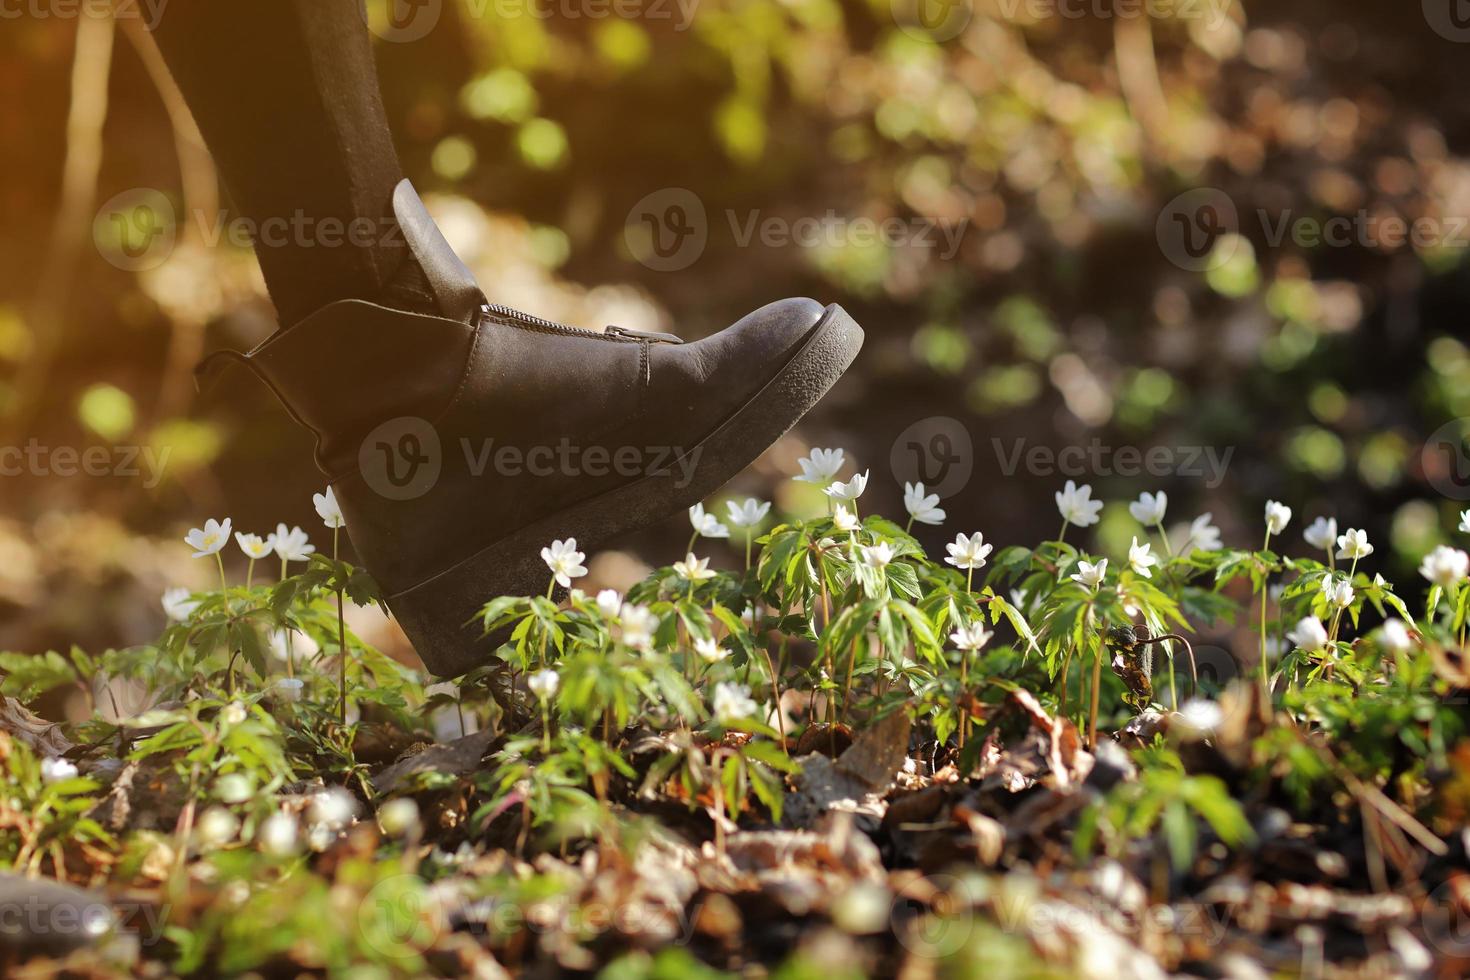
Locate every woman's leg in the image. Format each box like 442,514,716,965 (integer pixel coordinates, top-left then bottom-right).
149,0,429,326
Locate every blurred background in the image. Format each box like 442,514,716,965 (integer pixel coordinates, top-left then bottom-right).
4,0,1470,671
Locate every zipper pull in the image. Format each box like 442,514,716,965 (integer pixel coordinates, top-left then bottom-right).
605,325,684,345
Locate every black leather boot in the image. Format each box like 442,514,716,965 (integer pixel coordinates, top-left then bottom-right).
202,181,864,676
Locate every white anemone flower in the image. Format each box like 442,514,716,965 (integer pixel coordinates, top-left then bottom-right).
272,524,315,562
712,682,758,724
902,482,946,526
1055,480,1103,528
688,502,730,539
673,553,716,582
235,532,272,560
860,541,896,569
185,518,232,558
258,811,300,856
1420,545,1470,588
378,798,421,836
161,587,199,623
309,787,357,831
725,498,771,529
215,774,254,805
595,589,622,618
1175,699,1224,736
195,807,241,847
540,538,588,588
1173,513,1222,555
823,470,869,503
1303,516,1337,552
313,487,345,529
944,532,992,571
1461,510,1470,534
619,603,657,651
795,448,845,484
267,628,319,663
1336,528,1374,561
1127,537,1157,578
694,637,729,664
1128,491,1167,526
273,678,305,704
528,669,560,701
949,622,991,652
41,757,79,783
832,504,860,532
1071,558,1108,591
1287,616,1329,654
1321,576,1354,609
1264,500,1292,537
1380,619,1413,655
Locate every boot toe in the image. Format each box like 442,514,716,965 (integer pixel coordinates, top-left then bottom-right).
686,297,827,388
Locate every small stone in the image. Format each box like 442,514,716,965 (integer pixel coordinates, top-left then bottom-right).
0,873,115,960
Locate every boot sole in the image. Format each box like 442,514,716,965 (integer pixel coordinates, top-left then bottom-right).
385,303,865,677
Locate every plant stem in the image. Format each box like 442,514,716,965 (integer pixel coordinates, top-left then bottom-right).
1258,580,1272,711
335,527,347,727
1059,648,1071,716
1088,635,1102,750
1155,521,1174,558
958,648,969,749
842,636,860,723
1084,603,1100,748
215,553,227,592
762,645,786,745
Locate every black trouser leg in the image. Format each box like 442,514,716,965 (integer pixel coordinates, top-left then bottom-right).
149,0,410,327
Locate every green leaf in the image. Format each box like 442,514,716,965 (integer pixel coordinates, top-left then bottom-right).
0,650,78,701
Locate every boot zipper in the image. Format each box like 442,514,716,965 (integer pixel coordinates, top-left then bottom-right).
480,303,683,345
604,325,684,345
